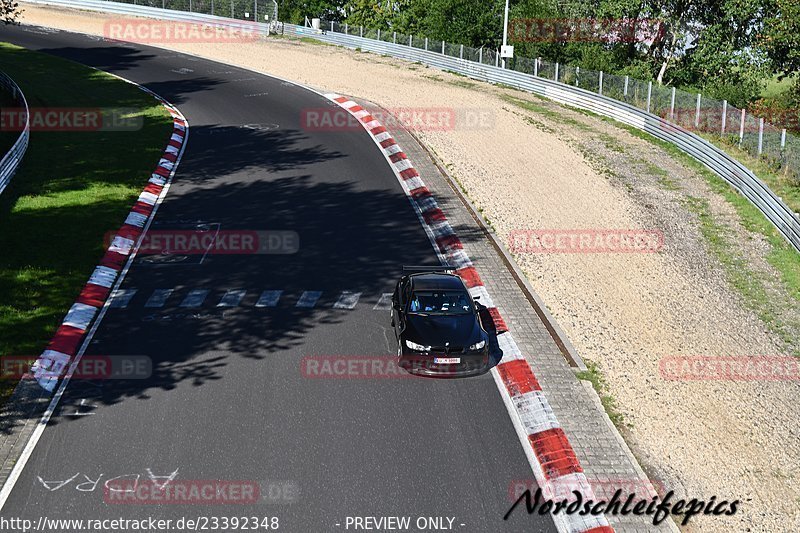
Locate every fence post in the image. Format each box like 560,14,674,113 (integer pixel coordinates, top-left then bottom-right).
377,29,381,40
345,23,347,34
534,57,539,77
189,0,192,11
230,0,233,18
210,0,213,15
495,51,499,67
758,118,764,155
424,37,428,50
393,32,396,44
575,66,579,86
442,40,445,54
163,0,166,9
721,100,727,134
460,44,463,59
781,128,787,150
623,75,629,97
254,0,256,21
694,93,701,128
409,35,412,46
670,87,675,119
554,62,559,81
739,109,745,144
479,47,483,63
598,71,603,95
331,21,333,31
646,81,652,113
360,26,363,38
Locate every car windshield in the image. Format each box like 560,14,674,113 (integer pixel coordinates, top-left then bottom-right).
408,290,472,315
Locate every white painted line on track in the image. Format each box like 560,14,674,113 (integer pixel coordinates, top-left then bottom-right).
255,290,282,308
295,291,322,308
144,289,173,308
333,291,361,310
217,289,246,307
180,289,209,308
108,289,138,309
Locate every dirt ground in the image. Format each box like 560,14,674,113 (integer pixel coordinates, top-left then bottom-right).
13,7,800,531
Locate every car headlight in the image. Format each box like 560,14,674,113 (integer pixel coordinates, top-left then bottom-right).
469,340,486,350
405,340,431,351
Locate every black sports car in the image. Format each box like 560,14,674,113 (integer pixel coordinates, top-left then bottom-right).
391,267,491,377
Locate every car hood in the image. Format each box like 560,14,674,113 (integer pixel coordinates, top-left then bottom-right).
404,313,483,347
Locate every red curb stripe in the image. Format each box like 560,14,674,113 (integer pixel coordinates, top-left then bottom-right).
528,428,583,479
370,126,387,136
380,138,396,149
349,105,364,113
131,202,154,216
153,166,170,178
399,168,419,180
76,283,111,308
99,250,127,269
162,152,177,162
360,114,374,123
389,152,407,163
455,266,483,288
144,183,163,196
117,225,142,241
497,359,541,396
435,234,462,253
480,307,508,334
584,528,615,533
333,96,348,103
421,207,447,225
169,140,182,148
47,325,85,355
409,186,431,200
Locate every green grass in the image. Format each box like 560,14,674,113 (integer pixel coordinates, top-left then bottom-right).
576,360,628,429
0,43,173,405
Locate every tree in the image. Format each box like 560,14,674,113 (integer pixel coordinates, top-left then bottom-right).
1,0,21,24
761,0,800,105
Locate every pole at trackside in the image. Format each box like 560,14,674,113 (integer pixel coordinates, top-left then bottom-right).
501,0,509,69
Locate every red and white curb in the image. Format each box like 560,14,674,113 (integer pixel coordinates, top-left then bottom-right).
325,93,613,533
0,85,187,511
29,96,186,392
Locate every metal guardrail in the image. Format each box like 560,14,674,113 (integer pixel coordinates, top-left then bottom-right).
22,0,800,252
0,71,30,197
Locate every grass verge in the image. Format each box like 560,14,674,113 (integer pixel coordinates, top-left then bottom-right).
576,360,628,429
0,42,173,407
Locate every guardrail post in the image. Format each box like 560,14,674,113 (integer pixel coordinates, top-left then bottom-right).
598,71,603,95
739,109,745,144
695,93,701,128
460,44,463,59
623,75,628,97
781,128,787,150
424,37,428,50
479,47,483,64
670,87,675,119
534,57,539,77
393,32,396,44
721,100,727,134
554,62,559,81
758,118,764,155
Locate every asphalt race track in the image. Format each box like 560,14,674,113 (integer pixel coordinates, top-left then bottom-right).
0,25,557,532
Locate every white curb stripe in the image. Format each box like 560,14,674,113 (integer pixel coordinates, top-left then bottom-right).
62,303,98,331
88,266,118,288
109,236,135,256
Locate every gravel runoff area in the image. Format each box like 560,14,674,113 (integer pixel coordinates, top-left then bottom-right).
16,5,800,531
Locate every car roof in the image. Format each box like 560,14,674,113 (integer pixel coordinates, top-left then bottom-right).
409,273,467,291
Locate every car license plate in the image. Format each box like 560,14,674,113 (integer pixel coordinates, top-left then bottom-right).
434,357,460,364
